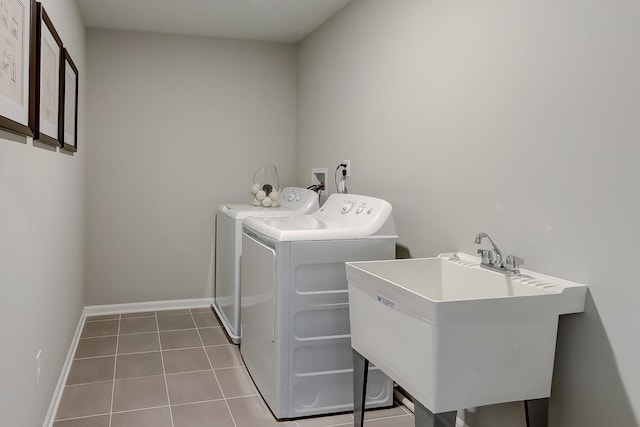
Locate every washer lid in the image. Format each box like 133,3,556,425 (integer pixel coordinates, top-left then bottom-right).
243,194,398,241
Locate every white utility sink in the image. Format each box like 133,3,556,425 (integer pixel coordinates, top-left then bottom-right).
346,252,587,413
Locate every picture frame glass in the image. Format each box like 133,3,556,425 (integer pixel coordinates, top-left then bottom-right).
38,12,59,138
0,0,30,126
63,58,75,144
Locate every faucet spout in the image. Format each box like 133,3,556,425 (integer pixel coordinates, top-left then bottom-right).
474,232,503,260
474,232,523,275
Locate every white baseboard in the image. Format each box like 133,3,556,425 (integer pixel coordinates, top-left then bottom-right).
84,297,213,316
42,307,87,427
43,298,213,426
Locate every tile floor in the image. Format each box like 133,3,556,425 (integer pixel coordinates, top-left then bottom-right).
53,307,414,427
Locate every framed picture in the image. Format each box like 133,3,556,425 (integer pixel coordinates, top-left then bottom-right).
0,0,35,137
33,2,61,147
59,48,77,151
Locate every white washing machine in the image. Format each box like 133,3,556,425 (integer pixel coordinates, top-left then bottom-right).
240,194,397,419
213,187,319,344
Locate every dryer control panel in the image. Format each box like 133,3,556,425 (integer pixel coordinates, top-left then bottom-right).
279,187,320,211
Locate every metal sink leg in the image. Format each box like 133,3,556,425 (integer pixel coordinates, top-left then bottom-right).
353,349,369,427
414,400,457,427
525,398,549,427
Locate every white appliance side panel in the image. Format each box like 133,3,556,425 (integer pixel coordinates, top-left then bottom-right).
214,213,241,339
287,239,396,418
240,232,290,417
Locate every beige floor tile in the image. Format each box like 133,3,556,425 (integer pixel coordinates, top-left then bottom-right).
162,347,211,373
117,332,160,354
66,356,115,385
199,326,229,345
81,320,119,338
111,407,172,427
112,375,168,412
115,351,164,379
205,344,243,369
86,314,120,321
296,413,354,427
190,307,214,314
364,405,407,420
172,400,235,427
160,329,203,349
53,414,110,427
157,313,196,331
74,336,117,358
364,415,415,427
166,370,223,404
55,382,113,420
121,311,156,318
119,317,158,334
157,309,191,316
226,395,296,427
192,311,220,327
215,367,257,398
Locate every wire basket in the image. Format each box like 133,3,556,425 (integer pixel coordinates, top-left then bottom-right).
250,165,281,207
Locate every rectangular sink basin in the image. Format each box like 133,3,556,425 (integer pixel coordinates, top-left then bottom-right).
346,252,587,413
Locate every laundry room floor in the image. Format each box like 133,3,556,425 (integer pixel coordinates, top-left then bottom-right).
52,308,415,427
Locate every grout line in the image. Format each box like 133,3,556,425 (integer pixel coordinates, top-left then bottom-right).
169,397,227,408
111,373,166,383
110,330,157,337
78,336,118,340
164,369,215,377
84,318,120,323
108,314,121,427
156,312,176,427
156,327,199,333
63,379,114,387
117,331,159,336
116,350,162,357
210,366,248,371
110,404,171,414
74,354,117,361
222,393,261,401
364,413,414,423
190,310,239,427
162,345,211,352
54,412,111,422
117,315,157,319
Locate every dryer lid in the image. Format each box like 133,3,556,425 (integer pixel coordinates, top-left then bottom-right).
218,187,319,219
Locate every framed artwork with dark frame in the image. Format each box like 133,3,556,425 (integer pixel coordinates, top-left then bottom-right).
0,0,35,137
33,2,61,147
59,48,77,152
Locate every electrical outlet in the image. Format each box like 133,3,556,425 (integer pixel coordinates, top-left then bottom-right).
35,349,42,387
311,168,327,195
342,160,351,177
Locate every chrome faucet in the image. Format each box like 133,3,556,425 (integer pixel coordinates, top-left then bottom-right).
474,232,523,275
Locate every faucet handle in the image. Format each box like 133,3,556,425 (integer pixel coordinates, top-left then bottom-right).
477,249,492,265
505,255,524,273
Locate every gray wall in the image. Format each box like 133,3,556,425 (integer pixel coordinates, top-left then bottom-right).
85,30,297,304
297,1,639,426
0,0,85,425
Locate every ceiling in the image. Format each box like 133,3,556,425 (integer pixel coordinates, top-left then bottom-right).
76,0,352,43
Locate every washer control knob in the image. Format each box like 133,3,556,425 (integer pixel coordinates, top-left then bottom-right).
356,204,365,214
287,193,296,202
341,202,354,214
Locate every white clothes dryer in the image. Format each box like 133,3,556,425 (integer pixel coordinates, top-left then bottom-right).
240,194,397,419
213,187,319,344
